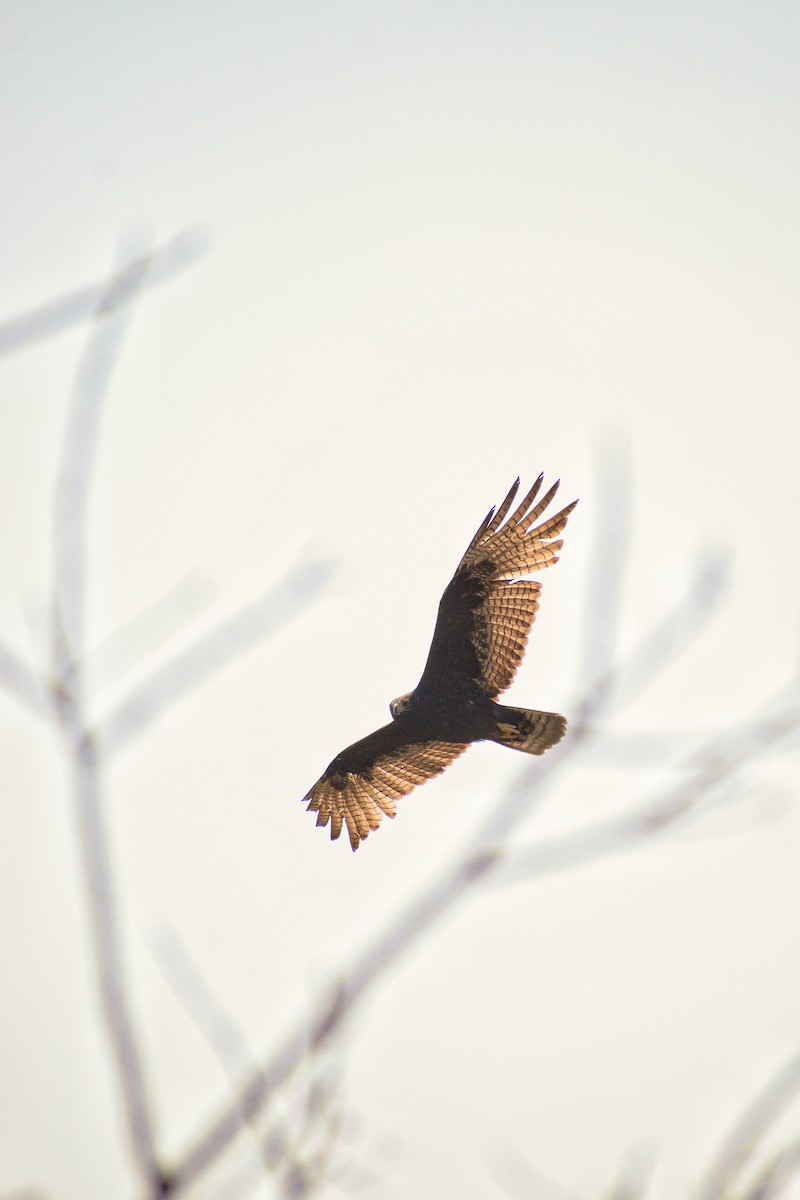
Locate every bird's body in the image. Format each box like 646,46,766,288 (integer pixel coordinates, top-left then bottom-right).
303,475,577,849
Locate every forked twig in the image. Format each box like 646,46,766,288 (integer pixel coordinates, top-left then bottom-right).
0,229,337,1198
500,684,800,884
701,1047,800,1200
97,557,336,759
167,554,776,1192
0,228,209,358
49,233,166,1192
2,260,797,1199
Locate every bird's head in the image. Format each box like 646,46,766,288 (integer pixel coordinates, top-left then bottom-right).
389,692,413,721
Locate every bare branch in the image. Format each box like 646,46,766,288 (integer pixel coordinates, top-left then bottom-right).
571,544,728,736
152,930,257,1083
62,724,164,1191
49,237,165,1192
170,677,798,1192
154,931,354,1197
0,228,209,358
82,571,214,696
740,1137,800,1200
52,229,156,663
606,1144,656,1200
499,685,800,885
467,545,729,852
166,548,742,1189
485,1144,590,1198
151,930,276,1182
97,558,337,758
701,1046,800,1200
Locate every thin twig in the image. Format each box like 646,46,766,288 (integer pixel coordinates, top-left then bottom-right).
468,545,728,852
152,930,257,1082
701,1047,800,1200
170,667,794,1192
50,235,165,1192
97,557,337,758
53,230,155,661
485,1145,590,1199
0,228,209,358
151,930,276,1179
741,1137,800,1199
499,686,800,884
605,1144,656,1200
63,712,164,1190
153,931,352,1198
80,571,214,696
165,548,738,1190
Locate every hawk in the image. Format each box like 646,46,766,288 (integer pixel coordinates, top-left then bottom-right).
303,475,577,849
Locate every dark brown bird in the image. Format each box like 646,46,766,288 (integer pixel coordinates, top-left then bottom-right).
303,475,577,849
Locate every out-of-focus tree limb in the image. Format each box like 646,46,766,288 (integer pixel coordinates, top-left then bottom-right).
167,558,776,1193
701,1046,800,1200
151,930,276,1184
486,1144,589,1199
97,557,336,758
605,1144,655,1200
740,1139,800,1200
52,230,156,665
498,683,800,885
469,545,728,851
0,228,209,359
49,234,166,1194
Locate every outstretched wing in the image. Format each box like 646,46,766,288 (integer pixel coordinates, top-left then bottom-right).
303,724,468,850
418,476,577,700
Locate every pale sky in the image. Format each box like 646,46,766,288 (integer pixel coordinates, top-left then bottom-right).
1,3,799,1198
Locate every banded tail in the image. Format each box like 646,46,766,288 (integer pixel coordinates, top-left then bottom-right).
491,704,567,756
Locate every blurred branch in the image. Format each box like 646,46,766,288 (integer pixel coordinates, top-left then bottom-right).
152,930,257,1086
0,228,209,358
574,546,728,730
81,570,215,696
468,543,729,851
52,229,156,663
741,1138,800,1199
0,224,338,1196
490,1051,800,1200
0,231,212,723
49,234,165,1194
154,930,350,1198
97,557,337,758
701,1047,800,1200
486,1145,589,1199
151,930,275,1183
167,547,759,1191
605,1145,656,1200
498,683,800,885
5,233,795,1200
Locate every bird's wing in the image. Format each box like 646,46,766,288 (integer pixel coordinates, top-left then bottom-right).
419,476,577,699
303,723,468,850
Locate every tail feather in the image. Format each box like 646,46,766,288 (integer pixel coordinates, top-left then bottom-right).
492,705,567,756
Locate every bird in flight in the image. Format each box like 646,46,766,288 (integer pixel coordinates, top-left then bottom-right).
303,475,577,850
